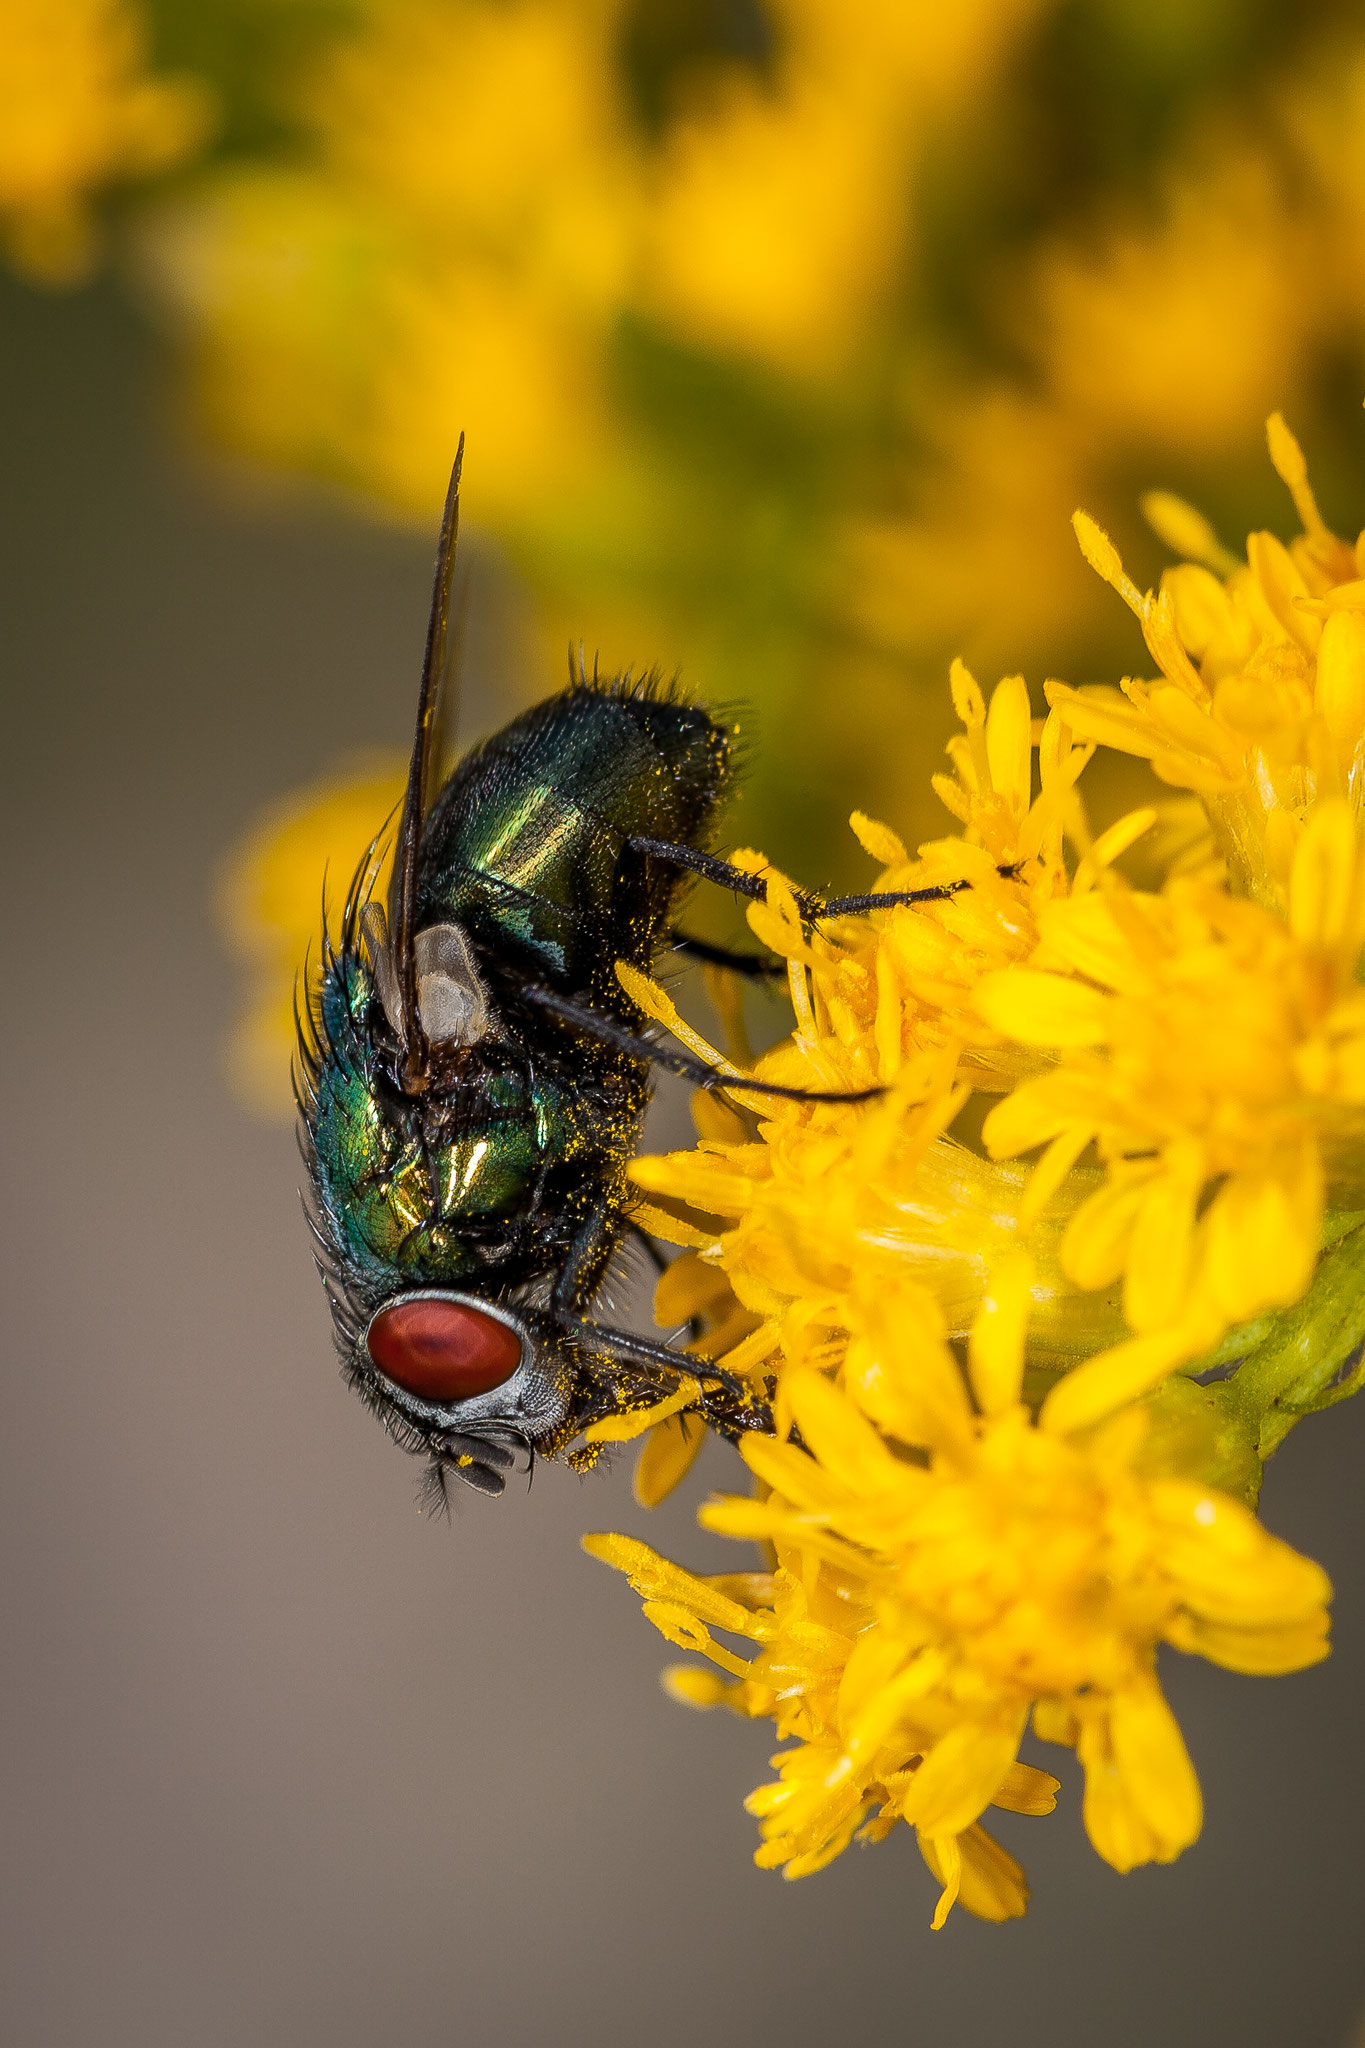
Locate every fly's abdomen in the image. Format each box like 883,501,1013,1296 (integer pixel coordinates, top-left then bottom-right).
415,676,732,996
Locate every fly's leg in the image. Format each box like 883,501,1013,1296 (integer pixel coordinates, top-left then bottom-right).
665,931,785,980
820,867,1023,914
633,835,1023,919
522,984,883,1104
627,1221,705,1345
629,836,821,915
550,1203,744,1400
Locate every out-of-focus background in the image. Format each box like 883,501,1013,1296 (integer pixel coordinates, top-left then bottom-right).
4,3,1365,2043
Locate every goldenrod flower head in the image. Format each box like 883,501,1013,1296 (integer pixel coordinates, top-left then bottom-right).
588,1284,1329,1922
978,804,1365,1426
0,0,210,283
626,670,1152,1393
1051,416,1365,912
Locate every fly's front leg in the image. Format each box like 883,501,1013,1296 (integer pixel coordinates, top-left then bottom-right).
634,834,1024,924
628,837,823,918
550,1202,744,1399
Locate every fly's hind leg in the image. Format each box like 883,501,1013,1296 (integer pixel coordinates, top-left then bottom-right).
665,931,785,980
522,984,882,1104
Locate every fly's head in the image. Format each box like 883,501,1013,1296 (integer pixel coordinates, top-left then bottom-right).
296,892,575,1498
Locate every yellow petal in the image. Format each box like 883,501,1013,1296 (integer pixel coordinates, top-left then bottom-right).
627,1198,713,1248
740,1432,852,1514
900,1719,1024,1837
661,1664,737,1708
1160,562,1237,660
654,1250,730,1327
1247,529,1319,654
1168,1611,1329,1674
975,968,1109,1046
951,1824,1030,1922
633,1410,705,1507
1078,1719,1159,1874
1017,1123,1094,1229
691,1090,752,1143
985,674,1033,816
1123,1170,1198,1332
991,1761,1060,1815
1071,807,1156,894
1040,1325,1198,1435
1060,1174,1152,1291
1145,682,1244,769
968,1249,1034,1413
1201,1167,1320,1324
1149,1483,1332,1627
1288,798,1357,950
1107,1682,1203,1863
1032,1699,1079,1747
849,811,907,866
982,1081,1077,1159
784,1368,905,1493
581,1377,701,1445
1314,609,1365,773
918,1831,963,1931
1141,492,1240,578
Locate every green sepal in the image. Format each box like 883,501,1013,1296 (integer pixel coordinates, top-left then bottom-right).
1178,1211,1365,1482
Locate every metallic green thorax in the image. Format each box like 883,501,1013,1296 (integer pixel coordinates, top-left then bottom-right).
416,677,730,1001
312,948,610,1291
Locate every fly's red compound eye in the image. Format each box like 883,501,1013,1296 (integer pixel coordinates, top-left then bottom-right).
366,1296,523,1403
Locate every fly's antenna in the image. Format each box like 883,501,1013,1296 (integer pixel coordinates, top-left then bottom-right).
390,436,464,1095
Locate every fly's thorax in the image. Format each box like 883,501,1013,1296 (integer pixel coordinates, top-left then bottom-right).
415,675,733,998
302,918,645,1312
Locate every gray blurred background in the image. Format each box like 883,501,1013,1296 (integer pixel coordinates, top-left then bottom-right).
3,273,1364,2048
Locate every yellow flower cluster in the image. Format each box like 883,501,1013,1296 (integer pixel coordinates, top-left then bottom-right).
588,416,1361,1922
147,0,1051,519
587,1299,1326,1924
0,0,209,282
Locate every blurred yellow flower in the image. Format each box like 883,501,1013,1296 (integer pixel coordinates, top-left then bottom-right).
149,0,631,520
0,0,210,283
837,392,1106,676
218,760,404,1116
644,74,900,376
1025,152,1312,452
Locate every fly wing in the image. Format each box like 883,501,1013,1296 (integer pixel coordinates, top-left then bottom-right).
389,438,465,1093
